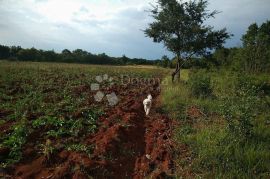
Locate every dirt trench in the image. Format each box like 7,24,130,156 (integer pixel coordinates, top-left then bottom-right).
2,83,175,179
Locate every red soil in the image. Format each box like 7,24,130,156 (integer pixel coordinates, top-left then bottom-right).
187,106,204,119
1,83,175,179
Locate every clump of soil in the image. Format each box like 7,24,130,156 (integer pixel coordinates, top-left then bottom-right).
187,106,204,119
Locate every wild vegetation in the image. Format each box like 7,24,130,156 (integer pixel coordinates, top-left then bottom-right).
161,69,270,178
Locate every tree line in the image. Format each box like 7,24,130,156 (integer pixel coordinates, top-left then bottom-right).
157,20,270,74
213,21,270,73
0,46,159,66
1,20,268,72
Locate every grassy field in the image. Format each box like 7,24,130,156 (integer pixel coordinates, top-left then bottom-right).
161,69,270,178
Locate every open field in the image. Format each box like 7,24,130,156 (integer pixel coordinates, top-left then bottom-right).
1,61,270,178
1,0,269,178
0,61,176,178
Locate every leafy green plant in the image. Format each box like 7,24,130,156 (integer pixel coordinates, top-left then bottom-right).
32,116,65,128
0,119,5,125
66,143,93,157
46,129,68,138
39,139,55,161
1,120,29,166
81,109,101,133
32,109,101,139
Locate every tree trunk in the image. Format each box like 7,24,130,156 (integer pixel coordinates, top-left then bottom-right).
175,62,180,81
171,54,181,82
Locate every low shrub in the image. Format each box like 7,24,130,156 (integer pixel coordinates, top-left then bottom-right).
188,70,212,98
220,75,263,139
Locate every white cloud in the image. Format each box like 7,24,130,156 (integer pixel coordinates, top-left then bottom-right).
207,0,270,47
0,0,269,59
0,0,163,58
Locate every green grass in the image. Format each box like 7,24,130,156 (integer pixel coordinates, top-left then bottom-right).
162,69,270,178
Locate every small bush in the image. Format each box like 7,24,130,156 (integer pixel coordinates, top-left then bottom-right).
235,74,270,96
188,71,212,98
219,75,263,139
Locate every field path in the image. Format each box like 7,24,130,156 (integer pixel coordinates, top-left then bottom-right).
80,82,175,178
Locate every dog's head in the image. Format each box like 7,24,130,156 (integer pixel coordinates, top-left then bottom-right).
147,94,152,100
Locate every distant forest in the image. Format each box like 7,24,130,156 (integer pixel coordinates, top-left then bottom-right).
0,45,159,65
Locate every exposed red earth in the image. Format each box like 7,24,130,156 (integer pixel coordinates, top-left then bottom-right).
1,81,176,179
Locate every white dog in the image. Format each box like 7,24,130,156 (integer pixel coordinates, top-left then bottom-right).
143,94,152,116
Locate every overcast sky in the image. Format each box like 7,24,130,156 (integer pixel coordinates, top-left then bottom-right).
0,0,269,59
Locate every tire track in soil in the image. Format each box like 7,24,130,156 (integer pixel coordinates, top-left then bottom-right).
3,83,175,179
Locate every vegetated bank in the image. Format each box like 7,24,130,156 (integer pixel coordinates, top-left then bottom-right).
160,19,270,179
